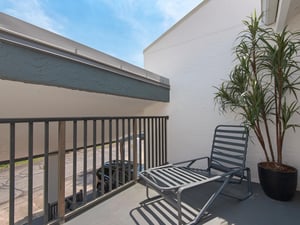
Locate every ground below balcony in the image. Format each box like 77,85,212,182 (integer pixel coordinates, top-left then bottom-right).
65,181,300,225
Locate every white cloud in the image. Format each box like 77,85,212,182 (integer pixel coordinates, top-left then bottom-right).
155,0,202,29
3,0,63,33
98,0,201,31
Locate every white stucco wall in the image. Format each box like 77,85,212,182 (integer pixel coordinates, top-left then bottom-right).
144,0,300,189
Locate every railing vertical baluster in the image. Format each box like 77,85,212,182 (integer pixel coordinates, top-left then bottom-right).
72,121,77,206
101,119,105,195
108,119,112,191
115,119,119,188
133,119,138,181
158,118,162,166
151,118,154,168
164,118,168,164
161,118,165,164
44,121,49,224
92,120,97,197
147,118,151,169
28,122,33,224
121,119,125,184
57,121,66,224
83,120,87,202
138,118,142,172
143,118,146,170
9,122,15,225
155,118,158,166
127,118,131,181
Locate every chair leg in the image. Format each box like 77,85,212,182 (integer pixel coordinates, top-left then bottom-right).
235,168,253,201
220,168,253,201
244,167,253,200
177,193,183,225
143,185,161,202
185,175,233,225
146,185,151,199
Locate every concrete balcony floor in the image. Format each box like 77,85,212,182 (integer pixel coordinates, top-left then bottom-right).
65,181,300,225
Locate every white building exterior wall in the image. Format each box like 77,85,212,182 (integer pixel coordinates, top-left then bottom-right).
144,0,300,189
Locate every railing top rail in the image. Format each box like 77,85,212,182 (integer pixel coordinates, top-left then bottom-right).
0,116,169,123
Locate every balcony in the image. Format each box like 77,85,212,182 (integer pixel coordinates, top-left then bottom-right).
1,116,299,225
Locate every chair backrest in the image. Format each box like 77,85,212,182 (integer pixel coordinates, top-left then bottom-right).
209,125,249,175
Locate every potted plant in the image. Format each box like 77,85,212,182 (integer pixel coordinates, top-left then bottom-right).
214,12,300,201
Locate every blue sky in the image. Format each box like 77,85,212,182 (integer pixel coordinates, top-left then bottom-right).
1,0,202,67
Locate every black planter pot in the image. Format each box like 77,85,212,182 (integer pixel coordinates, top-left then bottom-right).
258,162,298,201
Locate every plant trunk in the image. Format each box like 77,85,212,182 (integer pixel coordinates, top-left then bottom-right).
276,68,283,164
254,124,270,162
262,113,275,162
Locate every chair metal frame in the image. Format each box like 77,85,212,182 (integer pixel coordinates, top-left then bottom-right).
140,125,252,225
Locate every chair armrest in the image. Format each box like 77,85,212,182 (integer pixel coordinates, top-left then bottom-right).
173,156,210,169
178,167,242,194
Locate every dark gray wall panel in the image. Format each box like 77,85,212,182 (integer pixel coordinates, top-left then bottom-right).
0,41,169,102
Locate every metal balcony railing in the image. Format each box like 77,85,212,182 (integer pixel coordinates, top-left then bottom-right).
0,116,168,225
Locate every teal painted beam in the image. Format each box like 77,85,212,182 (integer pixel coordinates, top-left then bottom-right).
0,41,170,102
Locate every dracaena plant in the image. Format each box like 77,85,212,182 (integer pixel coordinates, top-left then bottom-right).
214,12,300,168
